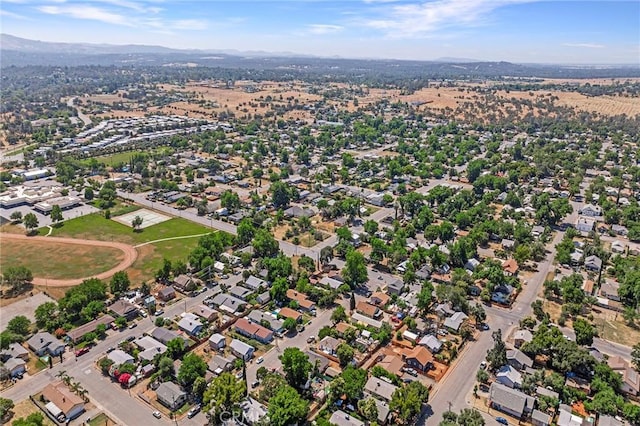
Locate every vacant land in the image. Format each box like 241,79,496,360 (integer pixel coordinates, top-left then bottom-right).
90,150,146,167
1,239,124,280
41,213,213,283
7,398,55,426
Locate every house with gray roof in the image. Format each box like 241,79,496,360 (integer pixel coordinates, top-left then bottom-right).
364,376,398,402
4,357,26,378
229,285,253,301
0,343,29,362
107,349,135,366
27,332,65,357
177,313,203,336
585,255,602,272
507,349,533,371
418,335,443,353
136,336,167,362
444,312,468,332
151,327,189,346
210,293,247,315
489,382,535,418
245,275,269,290
531,409,552,426
208,333,226,351
156,382,187,411
208,354,234,375
247,310,284,333
496,365,523,389
329,410,364,426
229,339,254,361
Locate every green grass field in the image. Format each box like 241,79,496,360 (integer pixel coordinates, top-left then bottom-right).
40,213,214,282
88,150,146,167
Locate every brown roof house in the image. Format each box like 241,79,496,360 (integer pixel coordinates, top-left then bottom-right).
356,301,382,319
404,346,434,372
42,381,85,422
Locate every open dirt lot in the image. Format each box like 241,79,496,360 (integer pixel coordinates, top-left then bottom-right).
1,233,137,287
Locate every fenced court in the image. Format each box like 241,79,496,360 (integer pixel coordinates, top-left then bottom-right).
113,208,171,229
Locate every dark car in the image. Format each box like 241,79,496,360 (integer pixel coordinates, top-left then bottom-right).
496,417,509,425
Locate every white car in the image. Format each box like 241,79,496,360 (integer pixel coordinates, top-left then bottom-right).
256,357,264,364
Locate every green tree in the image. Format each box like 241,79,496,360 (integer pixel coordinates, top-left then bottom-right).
9,211,22,223
156,356,175,380
23,213,39,233
109,271,130,296
390,381,429,423
342,250,368,289
220,190,241,212
166,338,186,360
486,329,507,372
471,303,486,326
329,366,367,402
178,353,207,389
12,413,46,426
193,376,208,401
331,305,347,323
3,266,33,295
573,318,596,346
476,369,489,384
282,317,297,333
358,398,379,423
84,187,94,200
237,218,255,246
50,205,63,225
252,229,279,258
7,315,31,336
418,281,434,312
34,301,59,330
631,342,640,372
204,372,246,419
279,347,311,390
131,215,143,231
0,397,13,419
297,255,315,272
270,277,289,304
271,181,293,209
115,316,127,329
336,343,355,367
267,385,309,426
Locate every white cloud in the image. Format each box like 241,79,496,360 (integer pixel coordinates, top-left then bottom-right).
307,24,343,35
0,9,29,19
35,2,207,31
37,4,131,26
361,0,533,38
563,43,605,49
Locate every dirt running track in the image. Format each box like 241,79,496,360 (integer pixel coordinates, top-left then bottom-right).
1,233,138,286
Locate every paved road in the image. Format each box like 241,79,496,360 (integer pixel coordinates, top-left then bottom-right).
66,97,93,127
0,293,55,330
2,274,242,426
424,229,565,424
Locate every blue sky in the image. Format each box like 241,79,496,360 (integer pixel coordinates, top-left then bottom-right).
1,1,639,64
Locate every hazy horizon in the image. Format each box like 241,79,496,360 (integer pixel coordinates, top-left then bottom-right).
1,0,639,65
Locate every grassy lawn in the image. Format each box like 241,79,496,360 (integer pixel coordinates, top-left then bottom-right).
87,150,146,167
40,212,214,283
88,413,117,426
1,239,124,280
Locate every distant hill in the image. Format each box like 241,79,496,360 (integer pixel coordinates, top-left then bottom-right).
1,34,639,79
0,34,312,58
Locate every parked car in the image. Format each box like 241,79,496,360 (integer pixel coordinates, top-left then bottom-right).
152,411,162,419
128,323,137,329
126,335,136,342
438,329,448,336
256,357,264,364
481,323,490,331
75,347,90,357
106,347,115,353
496,417,509,425
480,361,487,370
251,381,260,388
154,310,164,317
187,405,201,419
307,336,316,344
